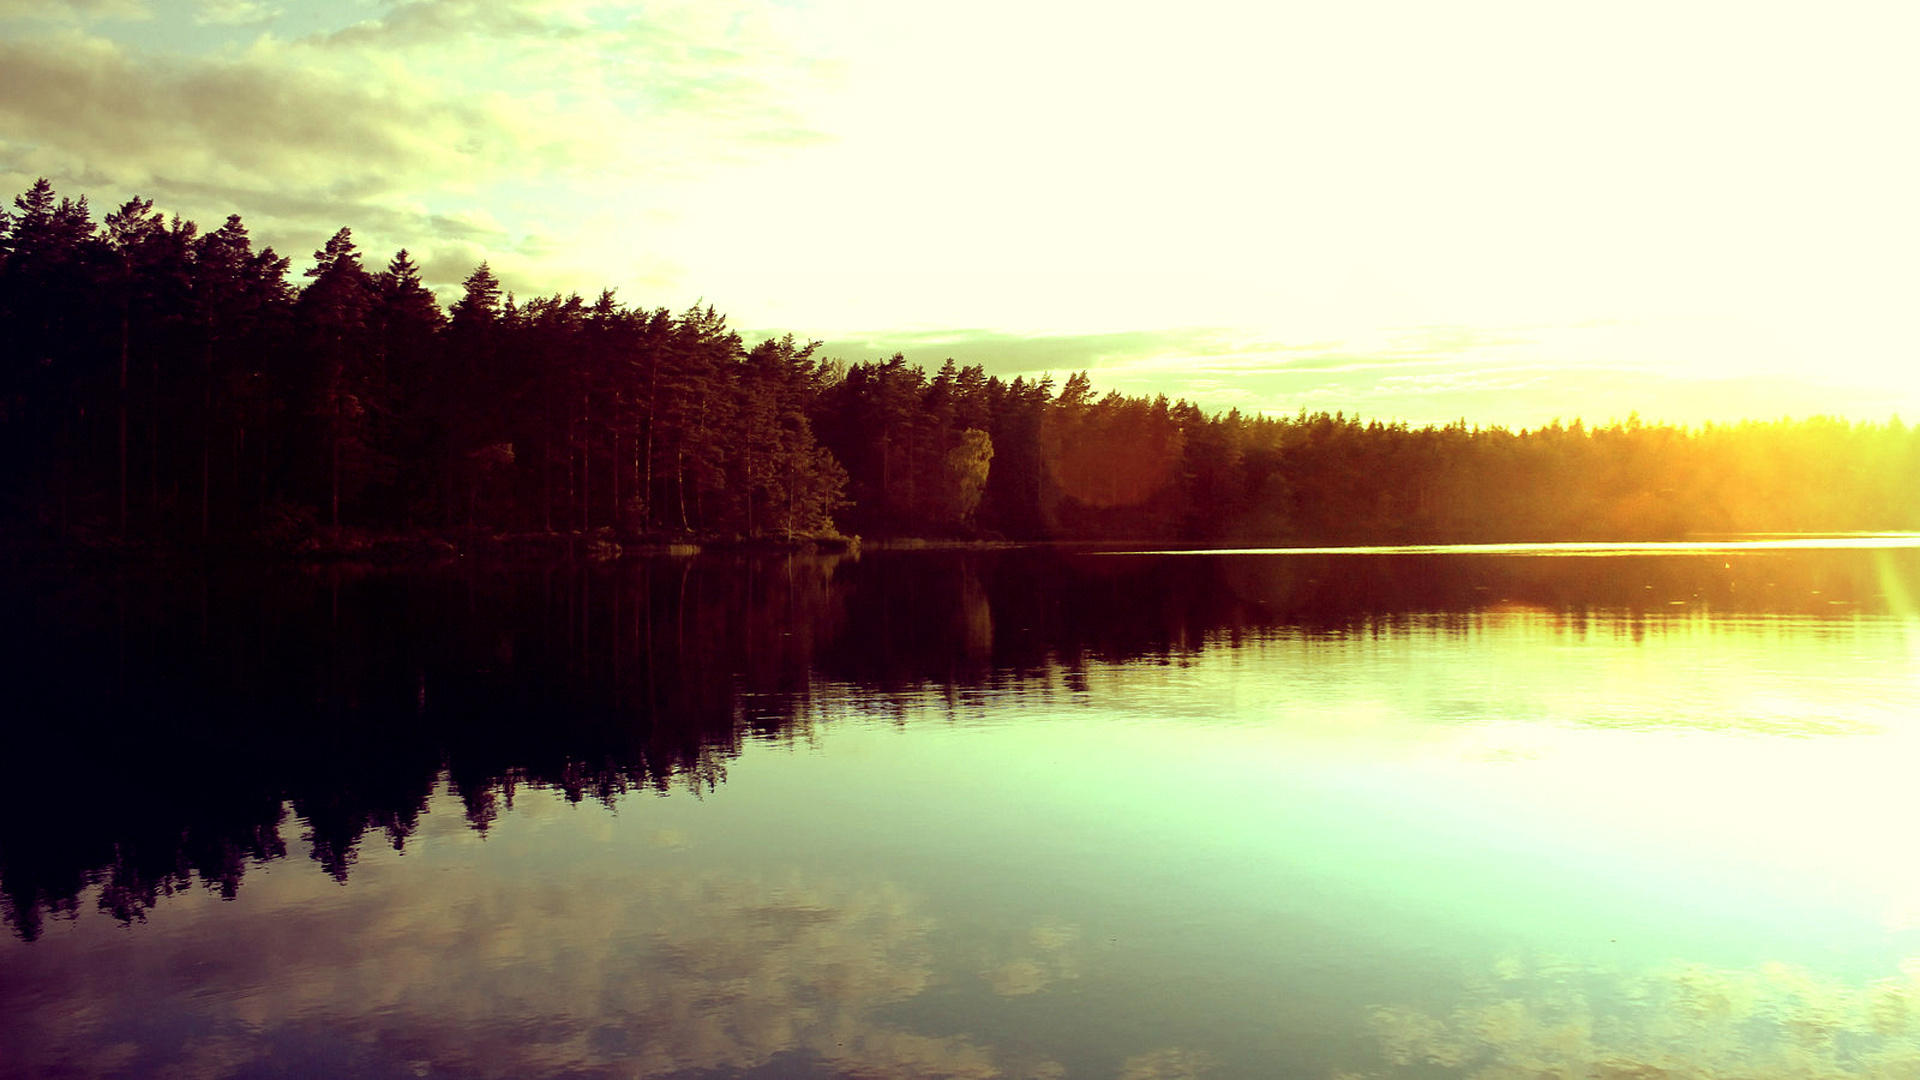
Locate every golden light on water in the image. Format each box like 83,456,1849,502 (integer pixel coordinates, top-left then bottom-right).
1879,548,1920,619
1133,537,1920,557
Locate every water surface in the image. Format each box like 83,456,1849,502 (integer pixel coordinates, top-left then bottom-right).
4,544,1919,1078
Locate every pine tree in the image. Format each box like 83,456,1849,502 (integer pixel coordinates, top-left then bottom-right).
372,250,445,526
297,229,379,528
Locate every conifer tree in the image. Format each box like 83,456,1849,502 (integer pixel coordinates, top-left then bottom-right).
297,229,379,528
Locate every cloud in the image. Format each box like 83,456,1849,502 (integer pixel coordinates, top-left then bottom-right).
192,0,275,25
0,0,837,293
0,34,528,195
817,324,1548,382
815,319,1920,431
818,328,1244,380
811,324,1602,422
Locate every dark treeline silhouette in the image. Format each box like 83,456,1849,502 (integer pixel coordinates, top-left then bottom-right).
4,178,1919,548
0,180,846,545
4,545,1915,939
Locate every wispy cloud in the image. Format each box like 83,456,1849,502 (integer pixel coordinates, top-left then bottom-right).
191,0,274,26
818,319,1920,430
818,328,1249,379
817,324,1571,393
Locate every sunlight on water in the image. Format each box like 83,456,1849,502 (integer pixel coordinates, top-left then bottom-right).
1123,534,1920,557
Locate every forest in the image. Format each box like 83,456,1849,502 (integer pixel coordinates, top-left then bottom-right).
3,177,1918,550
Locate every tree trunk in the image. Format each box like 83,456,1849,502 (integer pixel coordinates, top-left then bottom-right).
118,306,128,537
580,389,591,532
676,442,689,532
330,377,342,530
201,345,213,540
542,431,553,533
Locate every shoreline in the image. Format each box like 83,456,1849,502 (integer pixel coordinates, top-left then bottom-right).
11,526,1920,571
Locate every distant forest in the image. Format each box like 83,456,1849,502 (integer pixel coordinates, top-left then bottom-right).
3,178,1916,549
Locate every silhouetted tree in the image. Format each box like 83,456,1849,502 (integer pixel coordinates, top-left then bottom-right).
296,229,382,529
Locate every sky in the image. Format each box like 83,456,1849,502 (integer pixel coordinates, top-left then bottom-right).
2,0,1916,429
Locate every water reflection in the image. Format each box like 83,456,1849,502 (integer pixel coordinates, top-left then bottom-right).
2,545,1917,940
4,545,1920,1078
1354,952,1920,1078
0,782,1070,1079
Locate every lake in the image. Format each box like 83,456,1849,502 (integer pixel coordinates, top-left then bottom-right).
5,541,1920,1078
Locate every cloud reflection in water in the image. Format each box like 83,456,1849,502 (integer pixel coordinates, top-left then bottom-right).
0,784,1071,1080
1348,953,1920,1079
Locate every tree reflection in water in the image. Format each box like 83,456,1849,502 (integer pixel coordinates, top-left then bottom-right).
2,545,1916,940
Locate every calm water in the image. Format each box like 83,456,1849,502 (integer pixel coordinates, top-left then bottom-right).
5,543,1920,1078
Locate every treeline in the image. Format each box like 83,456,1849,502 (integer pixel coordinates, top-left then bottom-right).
0,180,844,543
4,178,1919,547
798,355,1920,543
